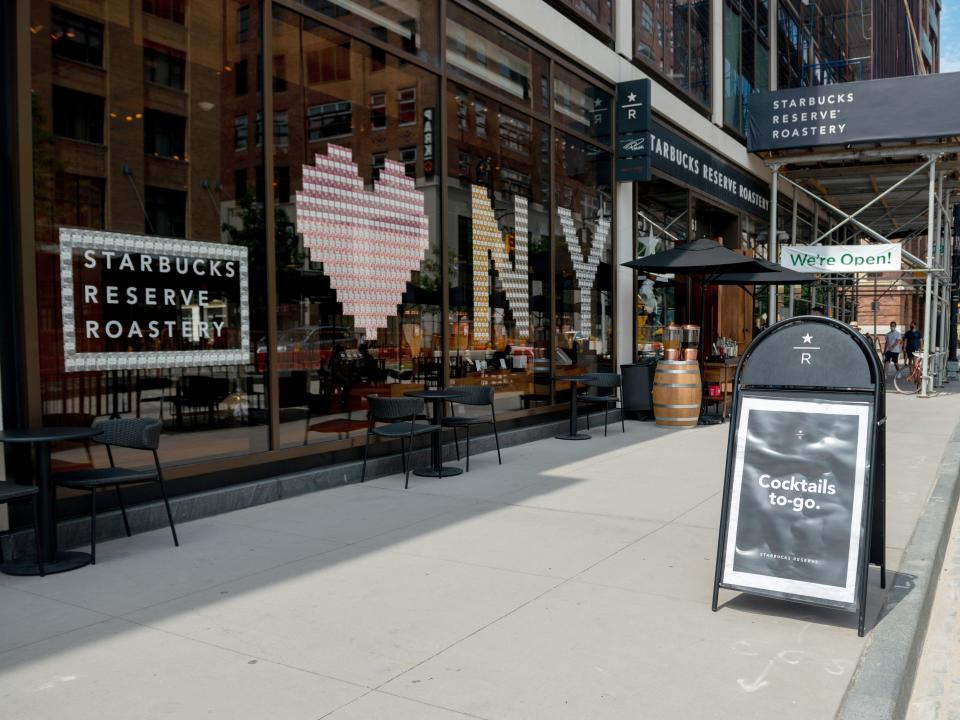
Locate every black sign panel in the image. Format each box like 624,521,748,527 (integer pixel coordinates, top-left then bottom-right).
616,79,651,134
747,72,960,152
60,228,250,371
648,122,770,217
713,317,885,634
723,394,871,608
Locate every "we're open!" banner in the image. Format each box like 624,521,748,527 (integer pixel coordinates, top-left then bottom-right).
780,244,901,274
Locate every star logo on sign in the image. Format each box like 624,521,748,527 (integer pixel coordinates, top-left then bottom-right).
801,333,813,344
627,92,637,103
594,98,603,109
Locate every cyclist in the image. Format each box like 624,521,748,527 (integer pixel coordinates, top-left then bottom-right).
883,321,902,372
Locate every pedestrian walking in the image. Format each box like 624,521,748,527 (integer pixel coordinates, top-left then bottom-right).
904,321,922,364
884,321,903,371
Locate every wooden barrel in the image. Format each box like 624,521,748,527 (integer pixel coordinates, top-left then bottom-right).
652,360,702,428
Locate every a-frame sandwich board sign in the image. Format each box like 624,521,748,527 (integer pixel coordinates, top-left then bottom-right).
711,316,886,637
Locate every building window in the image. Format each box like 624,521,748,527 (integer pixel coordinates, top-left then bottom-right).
275,166,290,203
256,111,263,147
400,146,416,177
51,7,103,67
142,0,186,24
145,186,186,237
144,111,186,159
54,173,105,229
234,115,248,151
52,86,104,144
371,26,387,71
634,0,711,108
257,54,263,93
237,5,250,42
640,3,653,32
306,42,351,84
398,87,416,125
234,168,247,198
307,101,352,141
475,98,487,138
235,59,248,96
372,152,386,179
144,45,186,90
724,1,768,133
274,54,287,92
498,113,531,154
274,111,288,147
370,93,387,130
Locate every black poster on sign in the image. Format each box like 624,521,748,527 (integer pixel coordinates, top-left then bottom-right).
723,396,870,607
616,79,651,135
747,72,960,152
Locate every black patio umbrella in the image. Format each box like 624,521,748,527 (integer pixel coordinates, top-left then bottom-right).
623,239,770,359
710,257,817,287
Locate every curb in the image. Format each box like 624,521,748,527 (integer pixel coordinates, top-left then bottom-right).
836,420,960,720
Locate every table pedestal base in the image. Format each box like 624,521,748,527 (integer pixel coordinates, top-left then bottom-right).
1,550,91,576
413,466,463,477
555,433,591,441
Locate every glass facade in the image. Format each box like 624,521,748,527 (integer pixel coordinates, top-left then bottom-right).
723,0,769,134
633,0,711,108
27,0,617,480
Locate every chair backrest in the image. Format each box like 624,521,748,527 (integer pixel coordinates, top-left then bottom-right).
581,372,620,388
450,385,494,406
367,395,423,422
93,418,162,450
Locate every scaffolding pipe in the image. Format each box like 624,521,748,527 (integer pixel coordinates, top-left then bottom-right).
921,158,937,397
780,173,933,271
769,165,781,323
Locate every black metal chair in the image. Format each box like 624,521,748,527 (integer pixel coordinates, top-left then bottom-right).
0,482,43,576
577,373,625,436
54,419,178,564
361,396,441,489
441,385,502,472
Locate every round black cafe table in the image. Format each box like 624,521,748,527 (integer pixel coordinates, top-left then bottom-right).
405,389,467,477
0,427,102,575
549,375,595,440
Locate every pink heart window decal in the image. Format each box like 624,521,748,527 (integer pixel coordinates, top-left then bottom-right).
295,144,431,337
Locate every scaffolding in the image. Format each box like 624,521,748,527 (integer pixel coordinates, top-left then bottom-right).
762,141,959,396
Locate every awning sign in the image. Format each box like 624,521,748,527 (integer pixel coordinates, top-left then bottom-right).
780,244,901,273
747,72,960,151
59,228,250,371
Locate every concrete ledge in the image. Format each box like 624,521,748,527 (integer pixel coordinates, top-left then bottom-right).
836,420,960,720
5,411,625,558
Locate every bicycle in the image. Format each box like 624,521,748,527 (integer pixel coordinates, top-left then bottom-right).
894,352,924,394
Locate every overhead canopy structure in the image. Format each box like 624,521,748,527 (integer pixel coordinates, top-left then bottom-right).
746,73,960,396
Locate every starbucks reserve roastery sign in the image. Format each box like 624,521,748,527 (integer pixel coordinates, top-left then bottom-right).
722,397,870,606
59,228,250,371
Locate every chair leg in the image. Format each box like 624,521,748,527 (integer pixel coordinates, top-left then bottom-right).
400,437,407,476
158,480,179,547
465,426,471,472
493,419,502,465
603,404,609,437
115,485,131,537
620,403,626,433
404,437,412,489
453,426,460,460
361,432,370,483
90,489,97,565
31,496,45,577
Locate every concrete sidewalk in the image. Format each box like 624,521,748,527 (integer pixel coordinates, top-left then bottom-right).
0,390,957,719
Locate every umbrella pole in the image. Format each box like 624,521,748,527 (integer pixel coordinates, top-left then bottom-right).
700,279,707,363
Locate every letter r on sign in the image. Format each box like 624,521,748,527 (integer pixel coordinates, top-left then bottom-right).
801,352,812,365
628,109,636,119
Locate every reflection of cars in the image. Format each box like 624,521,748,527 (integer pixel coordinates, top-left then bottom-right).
255,326,358,371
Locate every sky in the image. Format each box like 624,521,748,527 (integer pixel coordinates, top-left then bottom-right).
942,0,960,72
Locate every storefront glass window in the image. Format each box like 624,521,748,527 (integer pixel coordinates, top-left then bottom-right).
447,83,552,411
290,0,438,65
445,4,550,115
555,133,613,374
549,0,614,40
552,65,612,147
633,0,711,108
724,0,770,134
32,0,270,469
272,7,441,449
